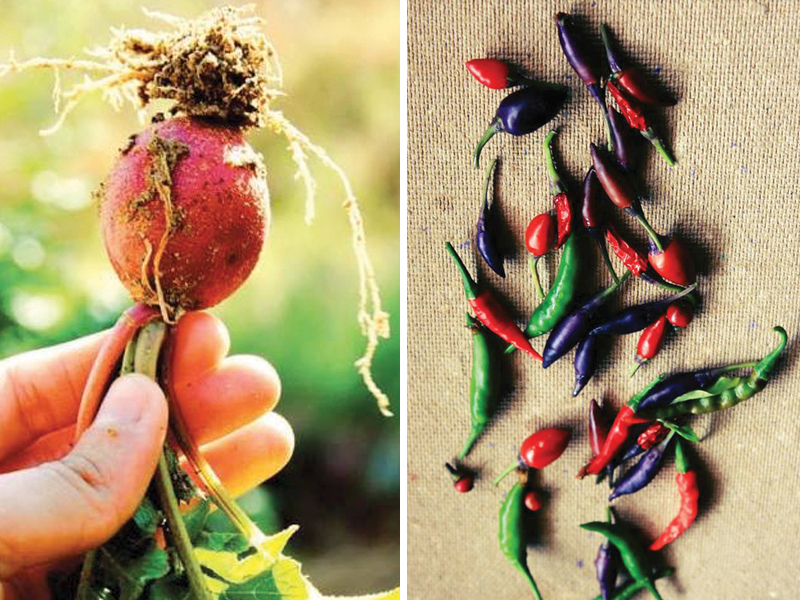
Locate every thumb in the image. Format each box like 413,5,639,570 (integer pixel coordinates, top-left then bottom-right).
0,374,168,579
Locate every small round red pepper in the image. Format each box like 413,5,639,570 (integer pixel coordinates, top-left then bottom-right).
495,427,572,485
525,213,557,256
648,237,696,287
636,314,669,362
466,58,511,89
524,491,542,512
454,476,475,493
666,300,694,327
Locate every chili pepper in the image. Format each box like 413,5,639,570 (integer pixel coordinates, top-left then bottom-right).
476,158,505,277
595,507,620,600
605,224,648,276
600,24,675,107
637,422,669,450
589,399,610,456
524,491,542,512
666,300,694,327
446,242,543,360
554,13,605,109
580,520,665,600
630,314,669,376
607,106,640,172
494,427,572,485
505,229,581,354
638,327,788,420
648,236,696,287
589,285,694,337
526,213,557,256
578,374,664,478
474,86,567,168
458,313,498,459
574,334,600,397
606,80,675,167
542,130,572,249
445,462,475,493
635,361,757,412
466,58,532,89
650,439,699,551
589,569,675,600
542,270,631,368
582,167,619,282
499,481,543,600
609,433,673,501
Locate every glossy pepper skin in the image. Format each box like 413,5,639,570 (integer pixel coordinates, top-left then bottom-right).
633,314,670,372
650,439,699,551
505,229,580,353
573,334,600,396
582,168,619,282
589,285,694,337
648,236,696,287
542,271,631,368
605,225,648,276
476,158,505,277
666,300,694,327
465,58,535,89
589,399,609,455
473,86,567,168
636,365,745,412
525,213,557,256
499,482,543,600
555,13,604,107
494,428,572,486
458,314,498,459
580,521,665,600
600,24,675,107
607,106,640,172
590,143,636,210
638,327,787,420
595,507,620,600
446,242,543,360
542,130,573,249
609,433,673,501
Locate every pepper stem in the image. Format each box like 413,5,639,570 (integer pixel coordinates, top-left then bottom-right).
493,462,520,486
642,128,676,166
629,359,646,377
591,231,620,283
445,242,480,300
718,360,758,373
474,118,502,169
529,255,546,299
482,157,498,210
458,425,484,460
516,563,544,600
752,326,788,381
542,130,565,194
632,212,664,251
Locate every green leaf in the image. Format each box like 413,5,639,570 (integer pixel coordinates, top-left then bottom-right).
659,420,700,443
133,496,162,536
96,543,170,600
146,574,195,600
183,499,211,542
196,531,251,554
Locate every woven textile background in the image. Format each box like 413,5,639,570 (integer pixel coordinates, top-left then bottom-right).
407,1,800,599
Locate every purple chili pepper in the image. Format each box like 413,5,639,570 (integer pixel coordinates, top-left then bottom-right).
473,86,567,168
588,284,695,337
609,433,674,501
573,334,599,396
554,13,604,107
607,106,640,172
476,158,505,277
581,168,620,283
595,508,620,600
542,271,631,369
636,362,754,411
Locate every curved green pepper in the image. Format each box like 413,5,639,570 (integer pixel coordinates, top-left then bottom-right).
638,326,787,420
580,521,663,600
505,231,581,354
499,482,543,600
459,313,497,459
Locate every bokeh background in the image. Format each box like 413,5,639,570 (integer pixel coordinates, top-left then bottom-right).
0,0,399,594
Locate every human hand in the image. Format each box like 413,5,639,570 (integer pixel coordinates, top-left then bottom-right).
0,312,293,600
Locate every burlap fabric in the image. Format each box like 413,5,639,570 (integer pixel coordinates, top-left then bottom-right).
407,1,800,598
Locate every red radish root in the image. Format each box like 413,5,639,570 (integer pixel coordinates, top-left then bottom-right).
1,6,392,414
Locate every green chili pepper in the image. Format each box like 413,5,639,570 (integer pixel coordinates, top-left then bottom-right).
589,569,674,600
459,313,497,459
638,326,787,420
499,482,543,600
505,230,581,355
580,521,663,600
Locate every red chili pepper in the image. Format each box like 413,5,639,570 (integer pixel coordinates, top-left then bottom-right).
589,399,609,456
636,314,669,361
525,213,557,256
553,192,572,249
520,427,572,469
616,69,670,107
605,224,648,276
666,300,694,327
454,475,475,493
650,440,698,550
524,491,542,512
648,237,696,287
607,80,647,131
446,242,543,361
577,406,649,477
637,422,669,450
465,59,511,89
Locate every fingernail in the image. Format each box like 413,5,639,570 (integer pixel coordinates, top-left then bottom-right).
95,374,158,425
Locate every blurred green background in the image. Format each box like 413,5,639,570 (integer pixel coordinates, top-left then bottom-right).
0,0,399,594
